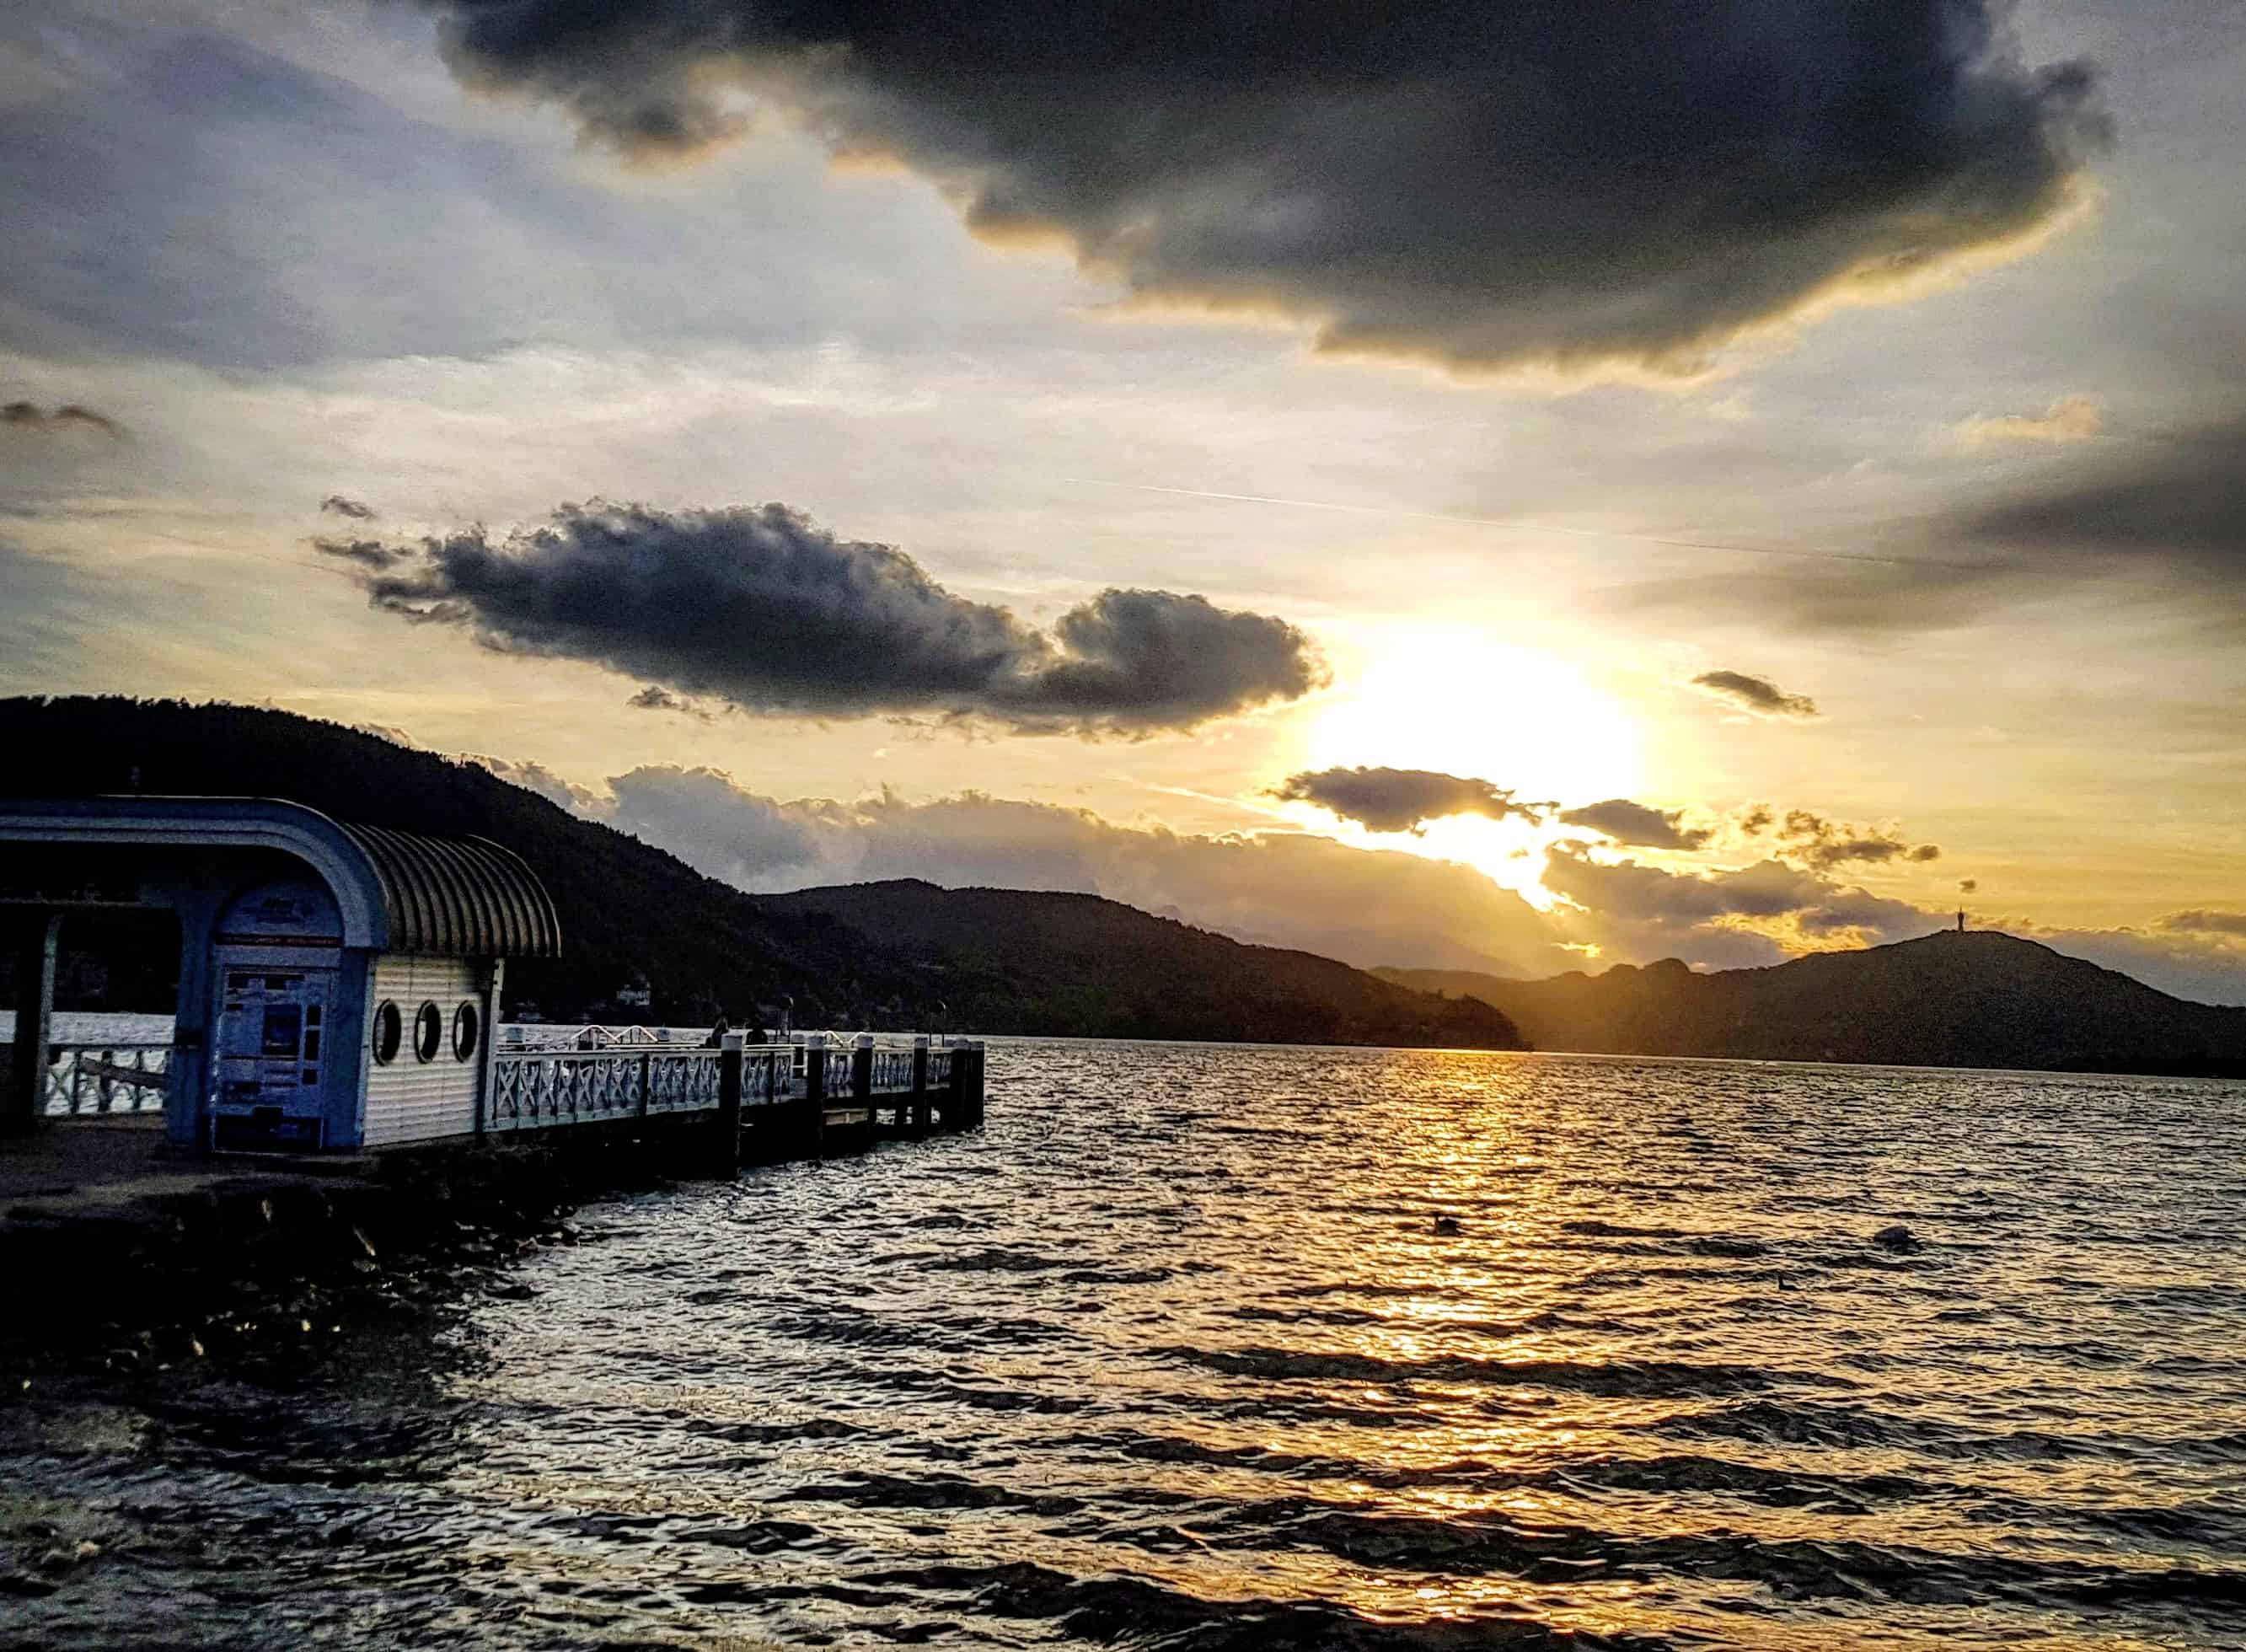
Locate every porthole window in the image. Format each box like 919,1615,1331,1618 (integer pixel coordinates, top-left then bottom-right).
453,1002,480,1063
373,1000,403,1065
414,1000,443,1064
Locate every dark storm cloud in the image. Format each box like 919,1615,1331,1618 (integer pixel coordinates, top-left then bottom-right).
1778,810,1940,870
1692,670,1820,718
417,0,2107,376
1965,412,2246,578
311,534,410,571
321,494,378,520
2164,909,2246,936
1021,588,1326,731
1558,799,1712,851
2,401,126,440
346,499,1321,733
1273,767,1544,835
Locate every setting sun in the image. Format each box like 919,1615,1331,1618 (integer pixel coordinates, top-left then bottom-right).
1289,630,1644,899
1308,632,1643,807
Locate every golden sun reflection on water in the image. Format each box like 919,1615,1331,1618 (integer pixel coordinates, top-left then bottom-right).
314,1044,2246,1651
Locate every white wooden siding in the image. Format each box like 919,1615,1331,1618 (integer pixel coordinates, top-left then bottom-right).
363,954,480,1146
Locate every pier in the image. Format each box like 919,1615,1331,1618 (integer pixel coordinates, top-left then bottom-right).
0,1027,986,1363
3,792,990,1348
1,1029,986,1248
3,796,986,1166
487,1031,987,1165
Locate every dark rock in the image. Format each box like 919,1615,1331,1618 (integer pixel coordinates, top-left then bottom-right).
1432,1216,1462,1236
1872,1224,1922,1254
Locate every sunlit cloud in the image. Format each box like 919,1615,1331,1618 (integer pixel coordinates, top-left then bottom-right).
1959,394,2102,444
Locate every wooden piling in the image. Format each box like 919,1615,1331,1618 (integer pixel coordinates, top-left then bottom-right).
800,1037,826,1158
4,909,61,1138
847,1032,872,1133
714,1032,742,1177
909,1035,930,1134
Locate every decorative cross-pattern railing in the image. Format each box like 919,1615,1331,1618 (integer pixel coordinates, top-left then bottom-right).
26,1042,172,1117
743,1045,795,1107
869,1047,917,1093
488,1046,659,1130
485,1036,984,1134
490,1046,732,1131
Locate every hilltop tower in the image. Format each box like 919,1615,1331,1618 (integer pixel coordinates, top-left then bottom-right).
1956,908,1966,933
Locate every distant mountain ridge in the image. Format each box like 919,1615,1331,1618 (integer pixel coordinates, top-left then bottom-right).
764,879,1524,1049
0,696,1522,1051
1380,931,2246,1078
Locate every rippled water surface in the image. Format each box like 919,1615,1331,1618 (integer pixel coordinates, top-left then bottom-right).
8,1043,2246,1649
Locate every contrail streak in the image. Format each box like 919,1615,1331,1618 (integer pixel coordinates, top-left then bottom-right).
1060,479,1986,571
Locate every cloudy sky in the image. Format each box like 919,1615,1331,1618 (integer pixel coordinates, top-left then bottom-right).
5,0,2242,1000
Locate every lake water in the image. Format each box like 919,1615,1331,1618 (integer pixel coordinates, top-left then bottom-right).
5,1042,2244,1649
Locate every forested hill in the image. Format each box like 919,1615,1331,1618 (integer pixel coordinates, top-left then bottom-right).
0,696,1523,1050
1380,931,2246,1078
764,880,1524,1049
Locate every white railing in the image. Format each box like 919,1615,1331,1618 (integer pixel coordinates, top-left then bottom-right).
489,1045,731,1131
20,1042,173,1117
744,1046,794,1105
485,1043,829,1131
12,1033,973,1132
870,1047,917,1092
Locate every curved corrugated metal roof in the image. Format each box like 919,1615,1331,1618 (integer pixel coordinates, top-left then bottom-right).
0,797,564,959
338,823,564,959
